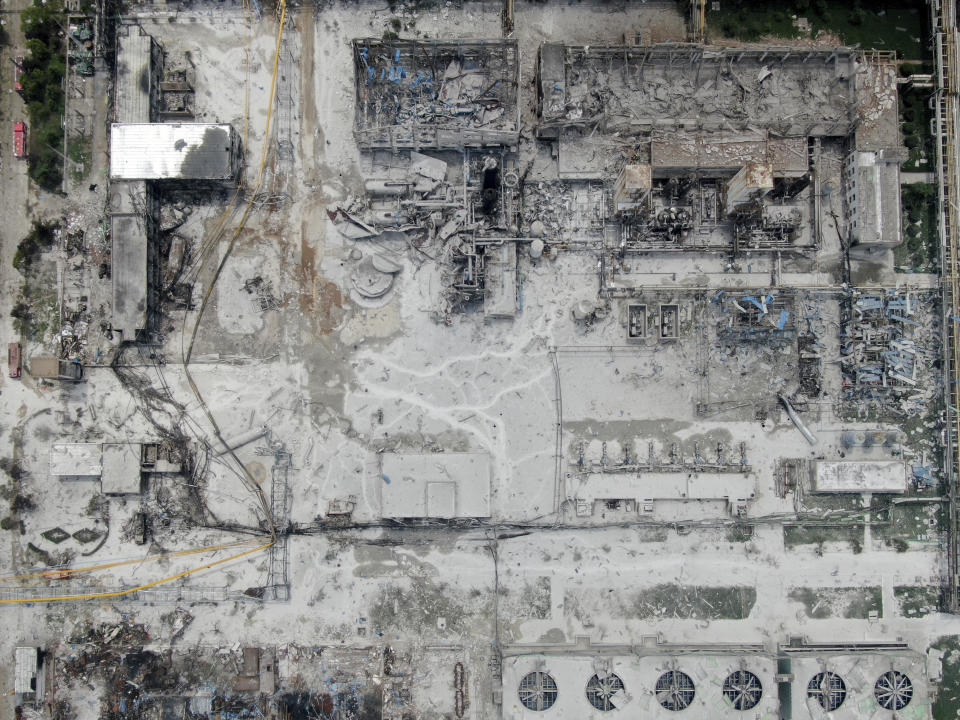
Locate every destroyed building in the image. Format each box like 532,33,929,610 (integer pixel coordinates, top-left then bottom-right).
6,3,960,720
353,38,521,149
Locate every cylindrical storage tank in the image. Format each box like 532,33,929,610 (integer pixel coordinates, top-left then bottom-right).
370,210,402,226
364,180,407,195
841,431,867,448
529,239,544,259
530,220,546,238
573,299,595,321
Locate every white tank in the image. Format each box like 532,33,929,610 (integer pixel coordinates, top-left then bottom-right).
364,180,407,195
529,239,544,259
573,299,595,321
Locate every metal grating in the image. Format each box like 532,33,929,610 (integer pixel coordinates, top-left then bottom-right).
807,672,846,712
586,673,624,711
874,671,913,710
655,670,695,712
722,670,762,711
518,671,558,712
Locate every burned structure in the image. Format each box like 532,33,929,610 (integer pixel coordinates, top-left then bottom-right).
352,38,521,149
7,2,960,719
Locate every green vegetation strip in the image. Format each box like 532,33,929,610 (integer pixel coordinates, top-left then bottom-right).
708,0,927,59
788,586,882,618
21,0,67,191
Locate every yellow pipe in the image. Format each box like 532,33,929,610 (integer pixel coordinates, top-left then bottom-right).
0,537,262,584
0,541,273,604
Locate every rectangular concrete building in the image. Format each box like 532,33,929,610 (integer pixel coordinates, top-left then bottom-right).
109,181,159,340
575,471,756,515
110,123,241,181
812,460,907,493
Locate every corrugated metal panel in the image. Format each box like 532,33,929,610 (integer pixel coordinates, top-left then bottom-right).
115,26,155,124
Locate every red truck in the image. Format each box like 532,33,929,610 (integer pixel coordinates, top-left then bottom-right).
13,121,26,158
8,342,22,378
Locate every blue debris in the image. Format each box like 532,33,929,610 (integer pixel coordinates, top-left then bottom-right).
777,310,789,330
888,314,920,326
381,474,391,484
912,465,935,487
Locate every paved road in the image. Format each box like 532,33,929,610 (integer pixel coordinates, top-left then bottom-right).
1,0,32,348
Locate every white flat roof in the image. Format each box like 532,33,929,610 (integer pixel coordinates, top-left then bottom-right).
813,460,906,493
110,123,236,180
380,453,491,518
50,443,102,477
575,471,756,503
14,647,37,695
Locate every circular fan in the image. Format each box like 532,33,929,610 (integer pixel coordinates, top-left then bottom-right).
807,671,846,711
586,673,624,711
722,670,762,711
874,671,913,710
518,671,558,712
655,670,696,711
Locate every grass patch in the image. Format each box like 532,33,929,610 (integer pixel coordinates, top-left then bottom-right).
708,0,928,59
67,136,91,184
784,523,864,549
629,584,756,620
789,586,882,618
894,585,941,617
873,502,943,545
707,2,801,42
933,636,960,719
726,523,754,542
11,220,60,341
12,219,57,275
900,86,934,173
898,182,939,272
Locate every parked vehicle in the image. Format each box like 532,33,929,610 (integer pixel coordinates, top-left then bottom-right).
8,342,22,378
13,121,26,158
13,56,24,93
